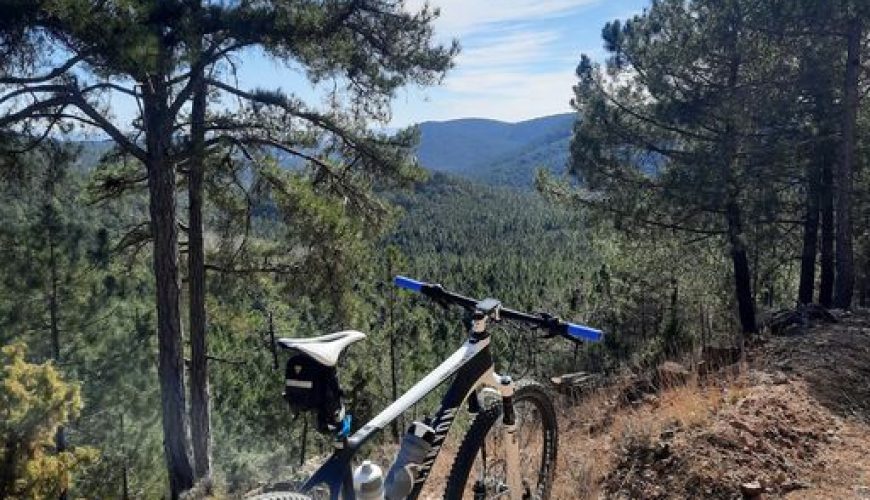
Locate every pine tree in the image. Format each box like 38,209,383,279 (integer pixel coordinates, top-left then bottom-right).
566,0,809,334
1,2,454,495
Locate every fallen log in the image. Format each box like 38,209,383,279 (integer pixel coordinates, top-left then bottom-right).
763,304,838,336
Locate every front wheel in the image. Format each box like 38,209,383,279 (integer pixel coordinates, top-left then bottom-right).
444,381,558,500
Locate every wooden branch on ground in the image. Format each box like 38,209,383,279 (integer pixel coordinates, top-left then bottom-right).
203,263,300,275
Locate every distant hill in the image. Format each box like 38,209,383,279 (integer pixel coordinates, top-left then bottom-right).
71,140,115,170
69,113,577,188
415,113,574,187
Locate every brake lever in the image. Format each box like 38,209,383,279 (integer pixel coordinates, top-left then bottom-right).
534,311,561,338
424,284,453,310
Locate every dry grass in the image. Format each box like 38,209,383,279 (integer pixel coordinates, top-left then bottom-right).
551,368,752,500
613,385,710,438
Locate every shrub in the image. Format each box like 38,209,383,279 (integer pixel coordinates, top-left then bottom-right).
0,343,97,499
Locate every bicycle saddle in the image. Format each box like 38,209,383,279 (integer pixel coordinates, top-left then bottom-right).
277,330,366,367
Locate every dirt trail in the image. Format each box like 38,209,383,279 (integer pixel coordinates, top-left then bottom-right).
552,309,870,499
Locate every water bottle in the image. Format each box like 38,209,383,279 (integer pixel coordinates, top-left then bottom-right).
353,460,385,500
384,421,435,500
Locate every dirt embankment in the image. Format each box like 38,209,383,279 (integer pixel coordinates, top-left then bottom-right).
553,310,870,499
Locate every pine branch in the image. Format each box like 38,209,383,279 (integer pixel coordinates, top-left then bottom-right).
0,54,87,84
67,90,146,162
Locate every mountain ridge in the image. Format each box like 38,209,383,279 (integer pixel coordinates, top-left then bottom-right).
415,113,574,187
67,112,576,188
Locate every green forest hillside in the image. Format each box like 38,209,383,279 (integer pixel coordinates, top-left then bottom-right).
415,114,573,186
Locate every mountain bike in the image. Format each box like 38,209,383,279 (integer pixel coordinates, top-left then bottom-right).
255,276,602,500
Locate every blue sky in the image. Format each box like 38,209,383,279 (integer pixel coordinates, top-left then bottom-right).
231,0,649,128
390,0,648,125
99,0,648,132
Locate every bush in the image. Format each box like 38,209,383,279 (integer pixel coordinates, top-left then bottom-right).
0,343,97,499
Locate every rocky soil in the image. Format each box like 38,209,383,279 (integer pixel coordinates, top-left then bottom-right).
552,309,870,499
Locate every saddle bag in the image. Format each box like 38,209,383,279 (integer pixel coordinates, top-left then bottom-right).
283,353,344,433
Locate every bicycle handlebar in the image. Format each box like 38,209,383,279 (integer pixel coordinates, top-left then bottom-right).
393,276,603,343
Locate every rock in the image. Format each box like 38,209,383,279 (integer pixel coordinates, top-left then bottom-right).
656,361,691,388
782,480,812,492
766,304,839,335
831,308,850,318
774,359,792,371
660,419,681,440
741,480,763,498
783,323,802,336
622,376,657,403
730,419,756,434
653,442,670,460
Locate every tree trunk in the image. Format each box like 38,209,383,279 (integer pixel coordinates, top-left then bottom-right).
299,418,308,466
861,257,869,307
142,60,194,498
807,82,837,307
49,230,60,363
726,201,757,335
120,413,130,500
833,18,861,309
46,187,67,500
819,159,835,307
188,59,211,482
388,273,400,444
798,156,821,305
720,26,755,336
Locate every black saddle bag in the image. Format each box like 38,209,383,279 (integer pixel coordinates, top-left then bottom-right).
283,353,344,433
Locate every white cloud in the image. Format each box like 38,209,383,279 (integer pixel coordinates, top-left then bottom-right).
447,70,575,115
455,31,560,69
406,0,600,36
391,69,576,125
390,0,611,125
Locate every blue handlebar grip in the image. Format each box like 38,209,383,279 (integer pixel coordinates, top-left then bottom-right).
394,275,424,292
567,323,603,342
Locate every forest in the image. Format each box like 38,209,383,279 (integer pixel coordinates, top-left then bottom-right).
1,0,869,499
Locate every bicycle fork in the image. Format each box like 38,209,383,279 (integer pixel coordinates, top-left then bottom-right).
469,306,523,500
498,375,524,500
473,371,523,500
